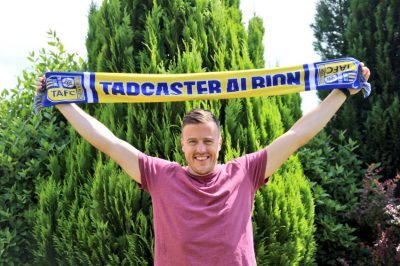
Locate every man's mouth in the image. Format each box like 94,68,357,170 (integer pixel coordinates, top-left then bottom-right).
195,156,209,161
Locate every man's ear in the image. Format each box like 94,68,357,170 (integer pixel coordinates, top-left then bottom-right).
218,136,222,152
181,137,185,152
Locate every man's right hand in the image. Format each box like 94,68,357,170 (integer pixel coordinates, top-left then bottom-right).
36,76,46,93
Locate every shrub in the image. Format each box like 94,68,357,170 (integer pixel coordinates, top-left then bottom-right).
0,30,83,265
297,130,363,265
348,165,400,266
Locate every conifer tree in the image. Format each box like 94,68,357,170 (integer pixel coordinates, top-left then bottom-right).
34,0,315,264
310,0,399,263
311,0,350,60
313,0,400,178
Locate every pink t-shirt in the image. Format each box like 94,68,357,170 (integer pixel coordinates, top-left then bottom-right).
139,148,268,266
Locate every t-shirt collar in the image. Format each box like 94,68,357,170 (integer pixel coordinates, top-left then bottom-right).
185,165,222,184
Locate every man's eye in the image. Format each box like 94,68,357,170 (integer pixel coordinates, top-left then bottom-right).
204,140,213,145
188,140,197,145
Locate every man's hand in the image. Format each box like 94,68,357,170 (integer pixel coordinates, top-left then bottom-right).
349,63,371,95
36,76,46,93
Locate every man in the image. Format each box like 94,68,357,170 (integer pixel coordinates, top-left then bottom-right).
36,64,370,265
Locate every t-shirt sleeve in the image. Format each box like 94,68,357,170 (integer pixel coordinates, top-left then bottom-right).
242,148,268,191
138,152,174,194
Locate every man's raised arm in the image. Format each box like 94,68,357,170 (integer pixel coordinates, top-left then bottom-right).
264,65,371,179
37,77,142,184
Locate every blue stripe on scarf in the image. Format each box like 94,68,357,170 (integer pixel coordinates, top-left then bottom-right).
303,64,310,91
91,73,98,103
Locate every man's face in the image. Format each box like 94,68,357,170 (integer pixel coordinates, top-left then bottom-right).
181,121,222,176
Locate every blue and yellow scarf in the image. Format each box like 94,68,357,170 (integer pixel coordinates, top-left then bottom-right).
34,57,371,113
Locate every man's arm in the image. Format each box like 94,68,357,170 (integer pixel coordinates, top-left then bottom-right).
264,65,371,178
37,77,141,184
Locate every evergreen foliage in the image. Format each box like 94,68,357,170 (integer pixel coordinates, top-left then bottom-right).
28,0,316,264
253,156,315,265
312,0,400,178
311,0,350,60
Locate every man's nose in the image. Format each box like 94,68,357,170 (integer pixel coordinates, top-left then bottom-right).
196,142,207,153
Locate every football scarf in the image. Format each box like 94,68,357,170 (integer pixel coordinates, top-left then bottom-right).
34,57,371,113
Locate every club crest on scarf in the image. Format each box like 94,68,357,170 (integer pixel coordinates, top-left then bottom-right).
316,60,358,87
46,75,85,102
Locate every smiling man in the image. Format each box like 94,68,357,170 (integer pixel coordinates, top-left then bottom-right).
137,108,267,265
36,64,370,265
181,110,222,176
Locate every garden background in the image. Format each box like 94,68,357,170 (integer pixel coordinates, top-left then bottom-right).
1,0,399,265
